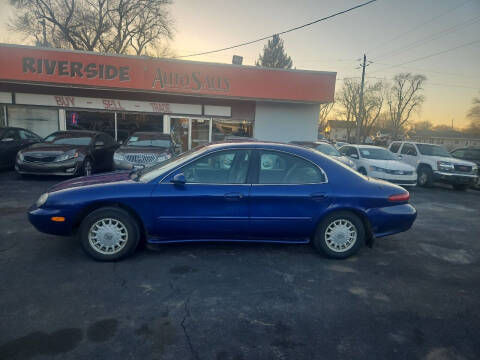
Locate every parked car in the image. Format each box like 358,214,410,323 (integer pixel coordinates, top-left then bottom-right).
334,141,349,149
450,147,480,188
28,141,416,261
114,132,176,170
389,141,478,190
290,141,355,168
0,127,42,169
16,130,118,176
339,144,417,187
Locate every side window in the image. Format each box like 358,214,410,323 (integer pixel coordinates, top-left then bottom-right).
401,143,417,156
338,146,349,156
19,130,38,140
389,142,401,153
451,149,465,158
182,150,251,184
258,151,325,184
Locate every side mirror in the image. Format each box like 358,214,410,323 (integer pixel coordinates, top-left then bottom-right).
171,173,186,185
350,153,358,159
1,137,14,142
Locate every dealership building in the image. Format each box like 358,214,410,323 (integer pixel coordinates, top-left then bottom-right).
0,44,336,152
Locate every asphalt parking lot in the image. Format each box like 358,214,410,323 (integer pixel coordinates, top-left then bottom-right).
0,170,479,360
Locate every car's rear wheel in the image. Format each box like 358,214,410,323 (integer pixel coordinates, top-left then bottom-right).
313,211,365,259
79,207,140,261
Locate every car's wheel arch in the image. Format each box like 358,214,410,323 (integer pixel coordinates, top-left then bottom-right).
73,201,147,241
417,162,433,172
313,207,374,246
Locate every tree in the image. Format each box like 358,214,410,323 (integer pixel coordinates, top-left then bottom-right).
386,73,426,140
255,34,293,69
318,102,334,132
466,96,480,134
413,120,433,132
335,78,384,143
8,0,174,56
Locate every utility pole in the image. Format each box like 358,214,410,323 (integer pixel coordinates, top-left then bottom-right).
356,54,366,144
41,19,47,47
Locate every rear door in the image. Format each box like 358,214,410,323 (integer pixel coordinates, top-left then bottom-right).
151,149,252,240
249,150,332,241
0,129,22,168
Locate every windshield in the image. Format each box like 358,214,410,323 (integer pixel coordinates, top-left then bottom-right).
126,133,171,148
359,147,396,160
138,145,209,182
316,143,340,156
417,144,451,157
44,133,93,146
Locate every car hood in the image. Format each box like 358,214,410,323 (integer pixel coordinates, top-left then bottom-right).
48,171,131,193
365,159,415,171
426,155,476,166
333,155,354,166
118,146,171,154
21,142,87,155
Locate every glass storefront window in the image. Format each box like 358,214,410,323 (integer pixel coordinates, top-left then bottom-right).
0,105,5,127
66,110,115,138
116,113,163,142
170,117,189,153
212,119,253,141
8,106,59,138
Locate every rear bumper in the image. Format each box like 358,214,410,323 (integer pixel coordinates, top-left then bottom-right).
433,171,478,185
367,204,417,238
16,159,80,176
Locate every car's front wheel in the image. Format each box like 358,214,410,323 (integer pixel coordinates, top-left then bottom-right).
313,211,365,259
79,207,140,261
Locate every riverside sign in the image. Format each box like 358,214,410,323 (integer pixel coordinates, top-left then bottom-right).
0,44,336,103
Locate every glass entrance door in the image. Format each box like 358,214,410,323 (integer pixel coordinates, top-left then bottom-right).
169,117,211,153
190,118,211,149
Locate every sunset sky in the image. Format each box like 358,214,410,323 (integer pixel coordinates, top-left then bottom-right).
1,0,479,128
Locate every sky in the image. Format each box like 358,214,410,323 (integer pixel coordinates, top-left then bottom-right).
1,0,479,128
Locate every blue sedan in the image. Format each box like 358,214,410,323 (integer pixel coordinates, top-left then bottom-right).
29,141,417,261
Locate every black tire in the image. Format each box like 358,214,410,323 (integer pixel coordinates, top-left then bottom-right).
79,207,140,261
358,167,367,176
452,184,469,191
313,211,365,259
417,166,433,187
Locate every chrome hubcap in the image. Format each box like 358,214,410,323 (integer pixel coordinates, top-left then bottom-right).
84,161,92,176
325,219,357,252
419,172,427,184
88,218,128,255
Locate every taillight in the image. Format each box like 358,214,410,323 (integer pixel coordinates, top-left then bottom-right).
388,192,410,202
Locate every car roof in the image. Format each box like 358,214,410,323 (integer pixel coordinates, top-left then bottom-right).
350,144,387,149
50,130,100,136
130,131,170,137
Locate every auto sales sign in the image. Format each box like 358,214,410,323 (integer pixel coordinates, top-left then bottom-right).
0,44,336,103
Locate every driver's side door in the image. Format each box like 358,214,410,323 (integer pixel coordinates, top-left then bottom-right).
150,149,252,241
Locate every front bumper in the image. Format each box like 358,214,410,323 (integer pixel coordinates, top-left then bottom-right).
16,159,80,176
433,171,478,185
370,171,417,186
28,206,74,236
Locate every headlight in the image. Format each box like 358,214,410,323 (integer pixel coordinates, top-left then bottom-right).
55,151,78,162
437,161,454,172
114,152,125,161
156,153,172,162
36,193,48,208
17,152,24,162
472,164,478,172
369,165,387,173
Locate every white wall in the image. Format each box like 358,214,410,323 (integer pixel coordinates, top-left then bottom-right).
254,102,319,142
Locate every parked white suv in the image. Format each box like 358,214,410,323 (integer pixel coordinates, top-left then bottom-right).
388,141,478,190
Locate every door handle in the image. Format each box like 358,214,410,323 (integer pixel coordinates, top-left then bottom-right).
224,192,243,200
398,155,403,159
311,192,327,200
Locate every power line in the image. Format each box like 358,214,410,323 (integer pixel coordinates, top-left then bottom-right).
370,39,480,74
372,61,480,79
371,15,480,61
367,0,474,53
172,0,378,59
